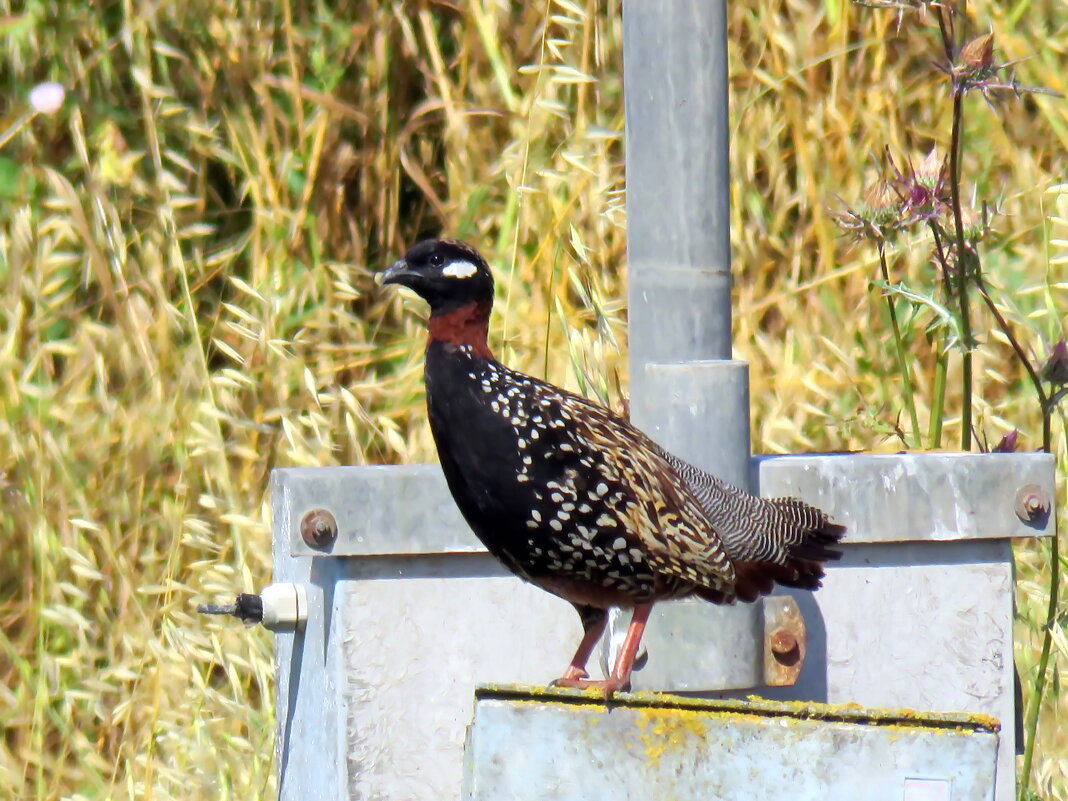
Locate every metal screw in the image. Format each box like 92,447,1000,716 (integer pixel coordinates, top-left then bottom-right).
1014,484,1050,525
770,628,797,657
301,508,338,548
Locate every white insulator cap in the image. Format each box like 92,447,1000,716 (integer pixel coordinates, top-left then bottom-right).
259,583,308,632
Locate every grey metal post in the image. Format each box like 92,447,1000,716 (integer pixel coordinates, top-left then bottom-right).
614,0,757,689
623,0,750,490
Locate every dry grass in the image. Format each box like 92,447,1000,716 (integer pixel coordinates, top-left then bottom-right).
0,0,1064,798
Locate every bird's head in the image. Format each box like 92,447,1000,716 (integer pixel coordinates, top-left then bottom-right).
381,238,494,317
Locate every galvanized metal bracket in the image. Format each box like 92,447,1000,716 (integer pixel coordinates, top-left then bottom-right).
277,453,1055,559
754,452,1055,542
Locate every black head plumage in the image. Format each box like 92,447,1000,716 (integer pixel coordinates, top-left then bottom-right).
381,238,494,316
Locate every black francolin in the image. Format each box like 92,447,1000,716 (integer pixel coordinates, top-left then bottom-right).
381,238,845,692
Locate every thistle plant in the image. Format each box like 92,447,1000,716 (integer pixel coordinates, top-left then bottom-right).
835,3,1064,797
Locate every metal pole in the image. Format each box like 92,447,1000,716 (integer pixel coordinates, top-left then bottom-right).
623,0,751,489
613,0,756,689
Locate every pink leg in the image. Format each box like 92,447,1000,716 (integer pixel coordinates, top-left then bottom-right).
555,613,608,683
553,603,654,694
609,602,653,686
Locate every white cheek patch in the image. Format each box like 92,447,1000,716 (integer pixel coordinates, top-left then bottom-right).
442,260,478,279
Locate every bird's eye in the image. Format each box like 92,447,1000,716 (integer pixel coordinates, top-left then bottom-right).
430,253,444,267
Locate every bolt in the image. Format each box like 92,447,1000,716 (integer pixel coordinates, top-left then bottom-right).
301,508,338,548
1015,485,1050,525
770,628,797,657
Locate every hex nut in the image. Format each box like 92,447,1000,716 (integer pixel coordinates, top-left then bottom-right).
770,629,798,658
1015,484,1051,525
301,508,338,548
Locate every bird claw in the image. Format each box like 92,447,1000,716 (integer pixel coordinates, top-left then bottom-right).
550,664,590,686
549,675,631,697
549,675,585,688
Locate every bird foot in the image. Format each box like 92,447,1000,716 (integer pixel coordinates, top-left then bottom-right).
550,675,631,697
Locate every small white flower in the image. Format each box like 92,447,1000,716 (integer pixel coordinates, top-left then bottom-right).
29,82,65,115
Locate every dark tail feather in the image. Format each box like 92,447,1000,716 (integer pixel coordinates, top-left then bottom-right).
695,561,801,604
785,520,847,563
776,514,847,590
771,498,846,562
698,511,846,605
694,586,737,605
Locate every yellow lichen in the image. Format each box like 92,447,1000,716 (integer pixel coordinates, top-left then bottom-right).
475,684,1000,735
635,708,709,767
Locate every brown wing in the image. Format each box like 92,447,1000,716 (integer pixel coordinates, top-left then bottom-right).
553,391,738,592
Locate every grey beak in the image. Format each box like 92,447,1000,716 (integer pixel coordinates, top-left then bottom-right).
379,258,413,286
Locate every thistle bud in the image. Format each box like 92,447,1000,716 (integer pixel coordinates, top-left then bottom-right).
1042,339,1068,387
992,429,1018,453
915,149,945,190
859,180,900,228
959,206,987,244
960,33,995,72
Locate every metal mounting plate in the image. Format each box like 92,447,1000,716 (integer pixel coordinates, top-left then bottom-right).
278,452,1054,558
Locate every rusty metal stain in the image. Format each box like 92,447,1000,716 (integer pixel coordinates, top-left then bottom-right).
763,595,805,686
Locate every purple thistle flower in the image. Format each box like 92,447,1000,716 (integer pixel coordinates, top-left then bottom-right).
887,148,950,225
1042,339,1068,387
992,429,1018,453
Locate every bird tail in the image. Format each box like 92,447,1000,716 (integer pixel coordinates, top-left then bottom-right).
654,446,846,605
698,497,846,604
768,497,846,580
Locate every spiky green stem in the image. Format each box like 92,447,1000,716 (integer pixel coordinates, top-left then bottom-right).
878,245,920,445
948,87,973,451
927,222,954,449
